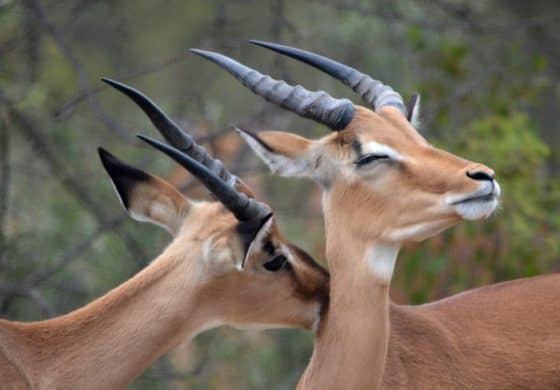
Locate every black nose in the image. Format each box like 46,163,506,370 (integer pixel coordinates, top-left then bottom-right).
466,171,495,181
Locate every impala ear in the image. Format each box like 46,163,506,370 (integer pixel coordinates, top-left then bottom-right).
406,93,421,129
233,126,315,178
99,148,189,236
236,213,275,270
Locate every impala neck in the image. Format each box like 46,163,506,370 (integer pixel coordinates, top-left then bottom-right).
10,242,215,389
299,197,400,390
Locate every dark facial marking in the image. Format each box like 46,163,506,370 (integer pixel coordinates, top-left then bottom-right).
263,254,287,272
288,244,329,277
263,240,275,256
354,153,390,167
286,245,330,320
351,139,362,157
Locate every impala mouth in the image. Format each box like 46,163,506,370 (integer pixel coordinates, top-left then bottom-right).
450,192,497,205
447,181,500,220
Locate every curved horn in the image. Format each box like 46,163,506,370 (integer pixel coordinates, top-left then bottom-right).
249,40,406,115
101,78,237,186
137,135,270,222
190,49,355,131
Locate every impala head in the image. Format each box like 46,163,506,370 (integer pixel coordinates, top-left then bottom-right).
191,42,500,244
99,79,328,331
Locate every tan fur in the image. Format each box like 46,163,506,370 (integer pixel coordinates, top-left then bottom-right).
386,274,560,389
299,233,392,389
238,103,558,389
0,172,328,389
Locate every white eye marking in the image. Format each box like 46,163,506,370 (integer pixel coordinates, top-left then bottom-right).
360,142,407,162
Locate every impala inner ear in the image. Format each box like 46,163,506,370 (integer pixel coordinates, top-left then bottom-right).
233,126,314,178
236,214,274,270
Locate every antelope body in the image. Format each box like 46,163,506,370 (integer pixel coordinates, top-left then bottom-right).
0,80,329,389
385,275,560,389
194,41,560,389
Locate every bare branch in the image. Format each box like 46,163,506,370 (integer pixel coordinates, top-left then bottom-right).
3,96,104,216
22,0,131,139
0,93,149,268
0,285,54,317
53,53,188,120
24,216,126,287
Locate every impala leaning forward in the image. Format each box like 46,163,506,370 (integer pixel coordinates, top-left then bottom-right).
0,80,329,389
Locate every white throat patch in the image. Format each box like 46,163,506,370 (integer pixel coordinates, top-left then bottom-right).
365,243,400,282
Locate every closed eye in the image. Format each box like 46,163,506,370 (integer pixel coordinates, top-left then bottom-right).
354,153,390,167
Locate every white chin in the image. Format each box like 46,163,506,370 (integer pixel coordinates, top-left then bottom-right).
455,198,498,220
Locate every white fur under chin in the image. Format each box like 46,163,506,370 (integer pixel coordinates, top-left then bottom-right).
455,198,498,220
387,221,451,242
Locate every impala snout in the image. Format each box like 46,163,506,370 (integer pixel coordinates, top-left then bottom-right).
447,164,500,221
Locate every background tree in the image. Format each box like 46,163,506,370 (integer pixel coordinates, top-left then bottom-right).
0,0,558,388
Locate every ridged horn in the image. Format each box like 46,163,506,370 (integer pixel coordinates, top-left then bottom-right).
249,40,406,115
137,135,270,222
189,48,355,131
101,77,238,187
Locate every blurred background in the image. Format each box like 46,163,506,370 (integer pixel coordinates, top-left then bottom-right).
0,0,559,388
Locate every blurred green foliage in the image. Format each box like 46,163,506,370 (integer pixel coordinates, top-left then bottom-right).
0,0,559,388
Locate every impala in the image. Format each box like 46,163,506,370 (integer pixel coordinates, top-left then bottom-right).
0,84,329,388
192,42,560,389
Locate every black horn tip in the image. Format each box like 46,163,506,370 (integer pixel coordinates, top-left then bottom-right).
189,48,222,64
189,48,212,58
137,134,164,150
249,40,283,50
248,40,347,78
136,134,200,176
189,49,241,73
101,77,138,96
249,39,271,46
101,77,123,88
